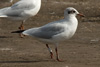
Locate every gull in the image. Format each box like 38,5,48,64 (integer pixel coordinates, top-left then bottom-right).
0,0,41,36
12,7,84,61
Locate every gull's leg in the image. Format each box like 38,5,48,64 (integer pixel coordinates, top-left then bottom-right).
10,2,13,6
46,44,53,59
19,20,25,38
55,43,62,61
19,21,24,30
10,1,14,6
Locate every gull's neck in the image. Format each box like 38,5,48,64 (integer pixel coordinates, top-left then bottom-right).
64,14,76,19
64,14,78,29
64,14,78,37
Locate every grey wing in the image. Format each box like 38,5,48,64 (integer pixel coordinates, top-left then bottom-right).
11,0,35,10
30,25,64,39
8,1,35,17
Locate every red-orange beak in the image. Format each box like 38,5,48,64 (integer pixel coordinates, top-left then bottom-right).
77,13,85,17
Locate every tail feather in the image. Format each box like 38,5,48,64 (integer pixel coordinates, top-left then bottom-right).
11,30,25,33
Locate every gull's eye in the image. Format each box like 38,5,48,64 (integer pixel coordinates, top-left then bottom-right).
68,10,76,14
72,10,75,13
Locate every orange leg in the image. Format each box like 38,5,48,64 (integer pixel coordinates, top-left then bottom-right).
55,44,62,62
19,21,24,30
10,3,13,6
19,21,25,38
46,44,53,59
10,1,14,6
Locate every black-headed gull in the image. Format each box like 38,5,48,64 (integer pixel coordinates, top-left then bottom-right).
0,0,41,33
12,7,84,61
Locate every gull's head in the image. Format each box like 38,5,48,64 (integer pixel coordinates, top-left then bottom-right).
64,7,84,18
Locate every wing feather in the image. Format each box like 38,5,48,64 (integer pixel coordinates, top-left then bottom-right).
23,23,65,39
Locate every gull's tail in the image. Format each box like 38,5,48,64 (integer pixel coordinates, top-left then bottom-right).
11,30,25,33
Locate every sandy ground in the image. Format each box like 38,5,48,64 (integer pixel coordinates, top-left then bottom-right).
0,0,100,67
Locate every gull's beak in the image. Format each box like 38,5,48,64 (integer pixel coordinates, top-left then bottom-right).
77,13,85,17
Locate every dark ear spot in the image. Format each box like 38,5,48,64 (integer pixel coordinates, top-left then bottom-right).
68,11,71,14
